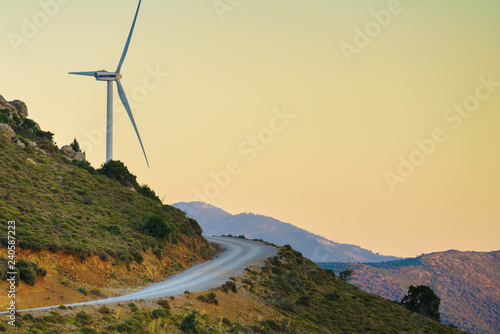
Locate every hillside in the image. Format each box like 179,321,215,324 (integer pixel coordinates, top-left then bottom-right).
319,250,500,333
5,240,465,333
172,201,399,263
0,96,467,333
0,95,215,310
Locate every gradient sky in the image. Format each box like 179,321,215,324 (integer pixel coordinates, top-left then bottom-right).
1,0,499,257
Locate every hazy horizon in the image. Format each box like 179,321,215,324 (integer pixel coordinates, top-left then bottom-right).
1,0,499,258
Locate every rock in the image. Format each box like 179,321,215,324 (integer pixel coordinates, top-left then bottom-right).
73,152,86,161
9,100,28,118
123,181,136,192
60,144,86,161
0,96,20,119
28,140,37,147
61,145,76,158
26,158,37,165
0,123,16,138
14,138,25,148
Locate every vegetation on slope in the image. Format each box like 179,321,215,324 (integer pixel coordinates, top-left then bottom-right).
0,98,213,291
2,242,465,333
319,250,500,333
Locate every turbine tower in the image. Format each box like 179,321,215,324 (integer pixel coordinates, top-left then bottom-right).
69,0,149,167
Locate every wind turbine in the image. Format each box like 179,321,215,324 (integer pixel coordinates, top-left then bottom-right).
69,0,149,167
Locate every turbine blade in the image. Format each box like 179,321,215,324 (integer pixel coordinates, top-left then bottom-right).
116,79,150,168
116,0,142,73
68,71,97,76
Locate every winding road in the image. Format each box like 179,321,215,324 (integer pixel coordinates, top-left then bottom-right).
14,236,277,313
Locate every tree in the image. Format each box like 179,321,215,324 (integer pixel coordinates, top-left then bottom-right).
97,160,138,187
339,269,354,282
70,138,81,152
401,285,440,321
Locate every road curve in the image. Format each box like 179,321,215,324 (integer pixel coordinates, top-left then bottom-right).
14,237,277,313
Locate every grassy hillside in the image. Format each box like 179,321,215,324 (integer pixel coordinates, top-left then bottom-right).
0,97,215,308
319,250,500,333
3,241,466,333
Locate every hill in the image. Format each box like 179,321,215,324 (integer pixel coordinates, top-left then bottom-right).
0,95,215,310
319,250,500,333
172,201,399,263
6,239,465,333
0,96,466,333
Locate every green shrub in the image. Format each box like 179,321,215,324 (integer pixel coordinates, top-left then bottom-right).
197,292,219,305
77,287,88,296
16,259,46,286
221,281,237,293
179,311,204,333
98,305,111,314
152,308,168,319
76,311,91,326
106,225,123,236
128,302,138,312
156,299,170,309
222,316,232,327
90,289,102,297
142,214,174,239
152,248,162,260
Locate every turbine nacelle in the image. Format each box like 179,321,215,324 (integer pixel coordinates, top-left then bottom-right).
68,71,122,82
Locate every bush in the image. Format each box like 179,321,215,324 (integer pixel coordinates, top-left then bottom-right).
197,292,219,305
76,311,91,326
15,260,46,286
156,299,170,309
222,316,232,327
152,308,168,319
221,281,237,293
179,311,204,333
90,289,102,297
98,305,111,314
97,160,138,187
77,287,88,296
152,248,162,260
71,160,97,175
143,215,174,239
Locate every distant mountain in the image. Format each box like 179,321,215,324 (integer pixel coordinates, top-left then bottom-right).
319,250,500,334
171,201,400,263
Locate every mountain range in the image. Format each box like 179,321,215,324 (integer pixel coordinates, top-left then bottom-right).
319,250,500,334
172,201,399,263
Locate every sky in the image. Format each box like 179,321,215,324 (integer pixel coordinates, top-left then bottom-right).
1,0,499,258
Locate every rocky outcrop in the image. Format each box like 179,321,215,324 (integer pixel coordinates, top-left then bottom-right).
0,95,28,120
0,123,16,138
9,100,28,118
13,138,25,148
60,145,86,161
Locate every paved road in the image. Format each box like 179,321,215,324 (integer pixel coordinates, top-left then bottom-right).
14,236,277,312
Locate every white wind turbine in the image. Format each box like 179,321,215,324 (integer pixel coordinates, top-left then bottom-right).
69,0,149,167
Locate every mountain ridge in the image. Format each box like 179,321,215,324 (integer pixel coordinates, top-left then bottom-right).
319,249,500,334
172,201,400,263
